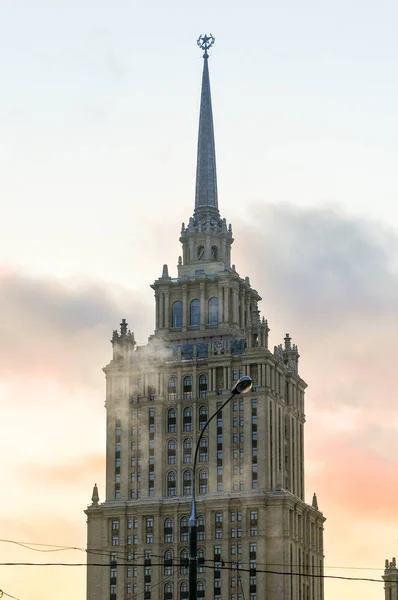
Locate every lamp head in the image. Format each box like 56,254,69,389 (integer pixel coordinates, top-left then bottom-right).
231,375,253,396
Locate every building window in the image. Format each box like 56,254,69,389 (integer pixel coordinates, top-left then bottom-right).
197,514,205,540
183,407,192,432
167,439,176,464
199,374,208,398
168,377,176,401
183,376,192,400
146,533,153,544
164,518,173,543
164,582,173,600
210,245,218,260
181,437,191,463
199,405,208,430
112,536,119,546
172,301,182,328
208,297,219,324
167,408,176,433
180,516,189,542
199,469,208,495
190,299,200,326
197,245,204,260
164,550,173,576
198,548,205,573
180,581,189,600
199,437,208,462
180,549,189,575
167,471,176,496
183,470,192,496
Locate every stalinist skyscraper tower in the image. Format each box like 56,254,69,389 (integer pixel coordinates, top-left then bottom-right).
85,35,325,600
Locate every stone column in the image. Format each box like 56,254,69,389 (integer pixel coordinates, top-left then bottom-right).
224,285,229,323
218,284,224,323
164,291,169,328
159,293,164,328
200,282,205,328
155,291,160,329
240,290,245,328
182,284,188,329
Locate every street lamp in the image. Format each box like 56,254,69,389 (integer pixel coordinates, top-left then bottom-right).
188,375,253,600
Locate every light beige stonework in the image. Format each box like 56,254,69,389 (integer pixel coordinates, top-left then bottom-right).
85,40,325,600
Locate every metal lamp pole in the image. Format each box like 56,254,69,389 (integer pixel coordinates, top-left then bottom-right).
188,375,253,600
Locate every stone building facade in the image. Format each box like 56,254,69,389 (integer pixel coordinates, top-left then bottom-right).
85,36,325,600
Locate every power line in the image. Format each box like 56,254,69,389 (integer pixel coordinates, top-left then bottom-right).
0,589,21,600
0,561,386,583
0,539,388,572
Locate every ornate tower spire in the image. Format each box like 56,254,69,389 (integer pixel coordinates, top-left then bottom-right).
195,34,218,214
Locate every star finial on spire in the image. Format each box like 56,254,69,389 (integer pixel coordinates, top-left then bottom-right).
197,33,215,58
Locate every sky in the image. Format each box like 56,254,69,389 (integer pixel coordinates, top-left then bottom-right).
0,1,398,599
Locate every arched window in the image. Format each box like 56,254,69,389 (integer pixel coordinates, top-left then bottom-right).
164,518,173,543
183,470,192,496
190,299,200,327
183,438,192,464
183,407,192,432
198,577,206,593
208,297,219,325
199,374,208,398
180,516,189,542
180,581,189,600
168,409,176,433
199,469,208,495
199,405,208,430
197,245,204,260
197,515,205,541
172,301,182,328
198,549,205,573
180,550,189,575
168,377,176,401
211,245,218,260
167,471,176,496
183,376,192,400
168,439,176,464
164,550,173,575
164,582,173,600
199,437,208,462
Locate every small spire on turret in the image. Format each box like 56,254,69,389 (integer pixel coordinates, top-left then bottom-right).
91,483,99,506
162,264,169,278
284,333,292,351
312,493,319,510
120,319,128,336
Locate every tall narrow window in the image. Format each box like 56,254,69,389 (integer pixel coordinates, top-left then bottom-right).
197,245,204,260
168,377,176,401
208,297,219,325
167,439,176,464
198,548,206,573
164,550,173,575
199,469,208,495
164,582,173,600
183,470,192,495
183,438,192,463
199,405,208,430
197,515,205,540
199,374,208,398
183,376,192,400
164,518,173,543
211,245,218,260
172,301,182,328
180,516,189,542
190,299,200,327
180,550,189,575
167,409,176,433
199,437,208,462
183,407,192,432
180,582,189,600
167,471,176,496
